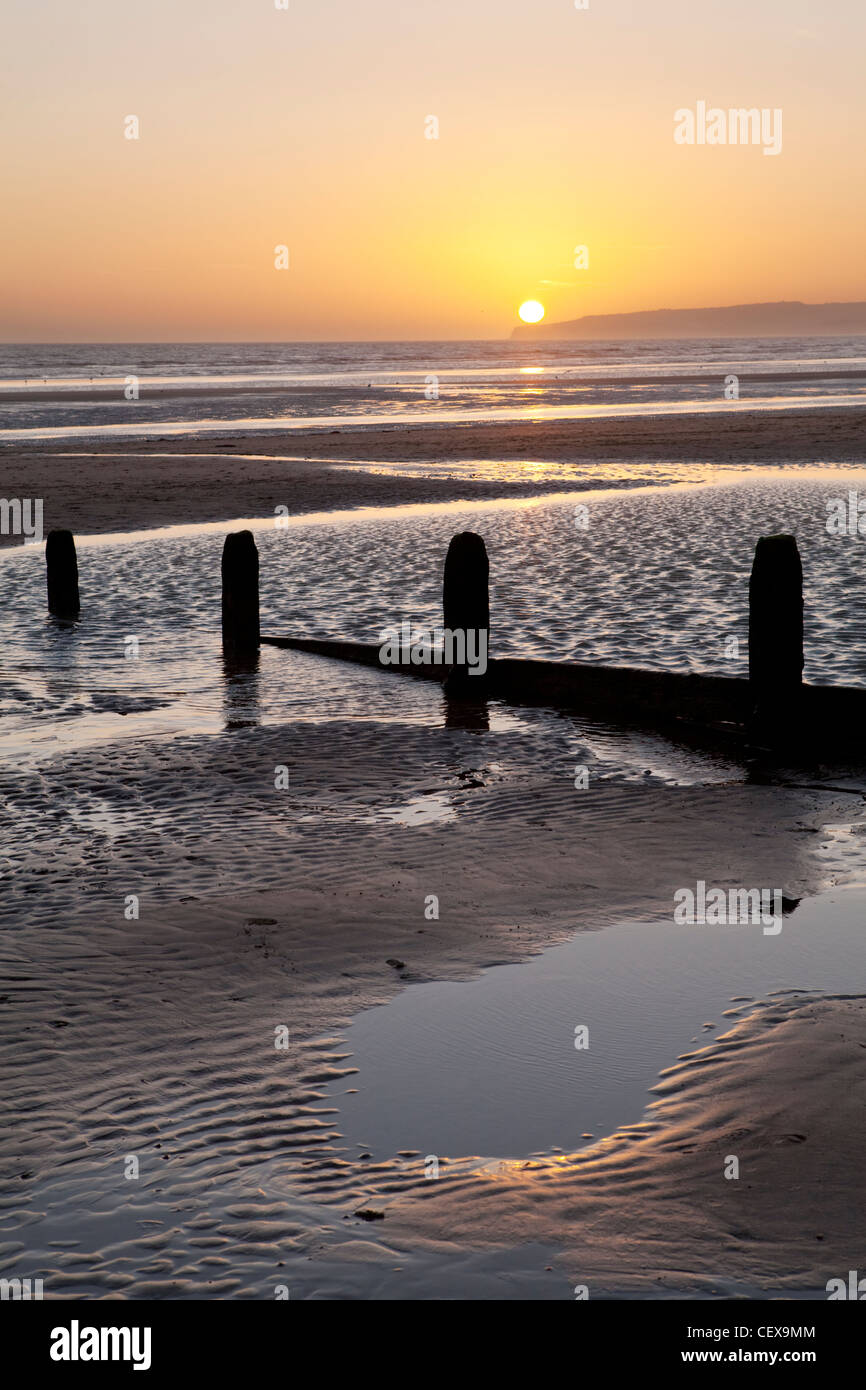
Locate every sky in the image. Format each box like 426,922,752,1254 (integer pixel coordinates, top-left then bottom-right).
1,0,865,340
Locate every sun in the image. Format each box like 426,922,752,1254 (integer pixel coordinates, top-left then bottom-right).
518,299,545,324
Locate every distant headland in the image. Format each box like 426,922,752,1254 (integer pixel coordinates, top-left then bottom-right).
511,300,866,341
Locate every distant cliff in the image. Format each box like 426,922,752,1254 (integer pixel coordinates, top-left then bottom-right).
511,301,866,340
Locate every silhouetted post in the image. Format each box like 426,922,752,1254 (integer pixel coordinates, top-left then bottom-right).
221,530,260,655
748,533,803,733
46,529,80,618
443,531,489,694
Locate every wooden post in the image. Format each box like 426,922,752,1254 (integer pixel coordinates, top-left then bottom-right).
46,529,80,618
221,530,260,654
748,533,803,730
442,531,489,694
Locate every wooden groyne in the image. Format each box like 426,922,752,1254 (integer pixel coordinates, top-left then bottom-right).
258,529,866,752
221,530,260,657
45,529,80,618
42,523,866,751
259,634,866,750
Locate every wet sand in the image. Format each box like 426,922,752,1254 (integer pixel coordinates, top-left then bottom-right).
5,407,866,1297
3,403,866,545
0,449,603,547
383,994,866,1297
4,698,866,1295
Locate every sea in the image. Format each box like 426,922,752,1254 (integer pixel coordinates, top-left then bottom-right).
2,336,866,438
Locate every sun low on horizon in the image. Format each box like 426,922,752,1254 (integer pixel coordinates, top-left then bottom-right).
518,300,546,324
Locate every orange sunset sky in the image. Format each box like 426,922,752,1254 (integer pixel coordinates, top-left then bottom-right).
1,0,865,340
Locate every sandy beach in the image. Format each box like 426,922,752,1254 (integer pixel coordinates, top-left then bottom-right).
3,403,866,544
383,993,866,1298
4,423,866,1297
5,693,866,1297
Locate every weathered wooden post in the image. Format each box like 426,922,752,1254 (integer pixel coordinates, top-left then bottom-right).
442,531,489,694
46,529,80,618
221,530,260,655
748,533,803,734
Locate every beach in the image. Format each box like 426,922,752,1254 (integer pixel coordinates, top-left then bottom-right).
383,993,866,1299
5,690,866,1298
4,361,866,1299
3,403,866,544
4,335,866,1303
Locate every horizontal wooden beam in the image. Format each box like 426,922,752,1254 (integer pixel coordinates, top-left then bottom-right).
260,635,866,751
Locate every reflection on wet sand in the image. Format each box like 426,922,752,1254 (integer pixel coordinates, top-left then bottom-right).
222,650,261,730
443,692,490,732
